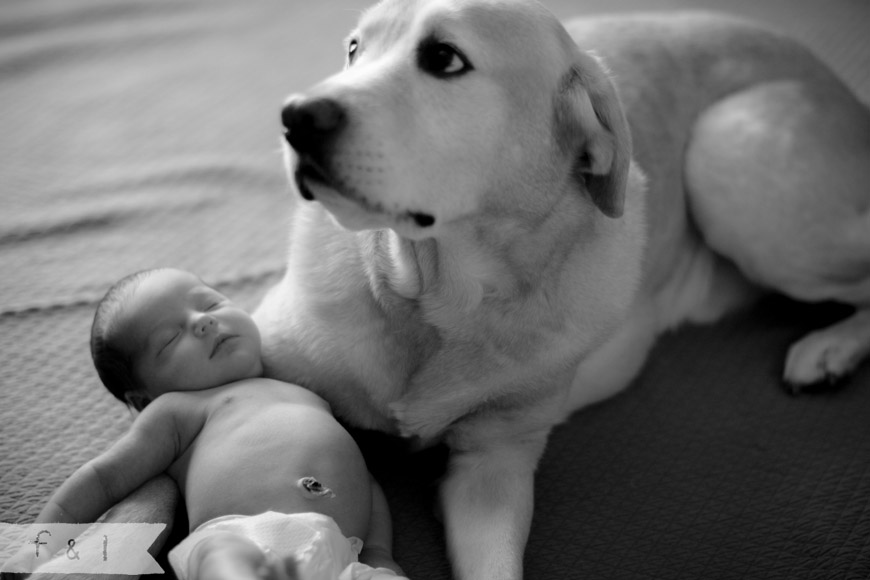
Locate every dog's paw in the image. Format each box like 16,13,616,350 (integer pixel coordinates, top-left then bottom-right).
783,330,860,394
389,399,452,440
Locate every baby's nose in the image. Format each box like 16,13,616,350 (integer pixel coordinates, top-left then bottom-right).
192,314,216,338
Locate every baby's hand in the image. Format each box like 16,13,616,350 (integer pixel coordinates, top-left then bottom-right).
261,555,298,580
190,531,297,580
358,546,406,577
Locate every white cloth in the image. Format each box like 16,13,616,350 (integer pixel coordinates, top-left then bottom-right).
168,511,406,580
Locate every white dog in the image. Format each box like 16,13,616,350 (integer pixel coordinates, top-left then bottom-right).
254,0,870,578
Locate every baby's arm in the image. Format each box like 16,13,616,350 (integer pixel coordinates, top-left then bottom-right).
358,476,405,576
35,393,201,524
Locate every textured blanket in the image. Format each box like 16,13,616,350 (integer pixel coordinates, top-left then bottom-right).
2,1,869,578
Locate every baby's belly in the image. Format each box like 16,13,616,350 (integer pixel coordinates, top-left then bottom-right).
176,406,372,539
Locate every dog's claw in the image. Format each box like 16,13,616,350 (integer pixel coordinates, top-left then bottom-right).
785,370,852,396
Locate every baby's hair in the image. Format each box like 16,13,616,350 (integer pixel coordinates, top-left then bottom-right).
90,268,166,411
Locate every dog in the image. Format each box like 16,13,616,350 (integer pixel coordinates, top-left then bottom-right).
253,0,870,578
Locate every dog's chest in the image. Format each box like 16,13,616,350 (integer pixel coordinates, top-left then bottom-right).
258,279,435,431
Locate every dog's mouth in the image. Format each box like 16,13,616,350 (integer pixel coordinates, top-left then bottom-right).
294,157,331,202
292,157,436,229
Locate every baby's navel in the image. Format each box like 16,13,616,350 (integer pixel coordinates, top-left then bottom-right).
297,476,335,499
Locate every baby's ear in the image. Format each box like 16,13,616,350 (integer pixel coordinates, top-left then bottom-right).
124,390,152,412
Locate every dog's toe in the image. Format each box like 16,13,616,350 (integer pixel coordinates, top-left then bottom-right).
388,400,418,438
389,400,449,439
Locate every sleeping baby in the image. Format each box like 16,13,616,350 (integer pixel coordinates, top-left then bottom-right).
11,268,406,580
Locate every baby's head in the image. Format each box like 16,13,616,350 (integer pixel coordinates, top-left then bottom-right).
91,268,264,410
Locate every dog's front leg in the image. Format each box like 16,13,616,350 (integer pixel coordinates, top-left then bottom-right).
390,380,482,440
441,418,552,580
392,370,535,439
392,347,570,439
390,346,502,438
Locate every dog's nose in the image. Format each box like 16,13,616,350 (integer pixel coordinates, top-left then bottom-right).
281,96,346,154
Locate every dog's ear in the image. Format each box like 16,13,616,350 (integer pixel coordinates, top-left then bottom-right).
554,51,631,218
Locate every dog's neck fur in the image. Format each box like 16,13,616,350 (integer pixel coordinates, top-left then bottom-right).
362,189,598,331
362,229,495,328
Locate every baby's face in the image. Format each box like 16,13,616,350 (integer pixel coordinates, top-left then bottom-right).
119,269,263,398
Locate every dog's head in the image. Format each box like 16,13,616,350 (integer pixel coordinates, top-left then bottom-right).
282,0,631,239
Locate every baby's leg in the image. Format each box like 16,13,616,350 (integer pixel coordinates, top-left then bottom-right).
187,531,297,580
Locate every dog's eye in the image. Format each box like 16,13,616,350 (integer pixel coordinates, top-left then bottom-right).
347,38,359,65
417,39,472,78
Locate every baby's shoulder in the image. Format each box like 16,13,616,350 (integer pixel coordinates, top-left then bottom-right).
130,390,206,435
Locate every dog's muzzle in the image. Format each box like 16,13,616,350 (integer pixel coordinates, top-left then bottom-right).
281,96,345,201
280,96,436,229
282,96,345,156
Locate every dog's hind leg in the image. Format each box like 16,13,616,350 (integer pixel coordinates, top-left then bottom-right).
685,78,870,391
